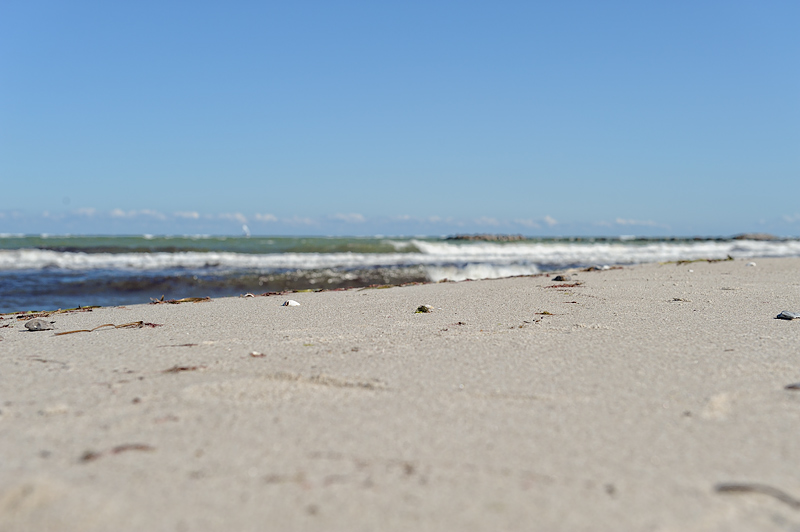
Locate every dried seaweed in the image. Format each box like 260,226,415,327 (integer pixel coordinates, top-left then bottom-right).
80,443,155,463
663,255,734,266
157,343,198,348
150,295,211,304
1,306,101,319
162,365,205,373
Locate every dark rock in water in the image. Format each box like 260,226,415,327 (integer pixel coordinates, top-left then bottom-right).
776,311,800,320
733,233,777,241
446,234,527,242
25,318,54,331
552,275,571,282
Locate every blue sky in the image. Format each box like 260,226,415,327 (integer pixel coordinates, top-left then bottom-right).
1,1,798,237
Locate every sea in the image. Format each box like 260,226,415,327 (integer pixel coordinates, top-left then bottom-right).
2,234,800,313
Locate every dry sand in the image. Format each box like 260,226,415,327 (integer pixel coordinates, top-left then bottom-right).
2,258,800,531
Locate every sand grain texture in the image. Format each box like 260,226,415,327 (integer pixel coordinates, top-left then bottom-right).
2,258,800,531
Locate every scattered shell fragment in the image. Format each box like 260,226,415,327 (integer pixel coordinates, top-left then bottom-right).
250,351,265,358
242,293,256,298
415,305,433,313
777,311,800,320
283,300,300,307
25,319,54,331
552,275,571,282
746,262,756,267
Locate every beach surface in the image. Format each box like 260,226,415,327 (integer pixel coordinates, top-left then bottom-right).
2,258,800,531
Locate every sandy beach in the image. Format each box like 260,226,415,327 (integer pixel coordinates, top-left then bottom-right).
2,257,800,531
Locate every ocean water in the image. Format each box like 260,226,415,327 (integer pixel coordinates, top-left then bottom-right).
1,234,800,313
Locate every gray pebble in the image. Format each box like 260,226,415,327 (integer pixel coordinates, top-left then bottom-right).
25,319,54,331
776,311,800,320
552,275,571,282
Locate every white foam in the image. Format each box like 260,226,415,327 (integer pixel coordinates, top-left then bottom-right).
425,264,541,282
409,239,800,265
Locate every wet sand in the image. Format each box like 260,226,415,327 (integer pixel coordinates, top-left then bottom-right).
2,258,800,531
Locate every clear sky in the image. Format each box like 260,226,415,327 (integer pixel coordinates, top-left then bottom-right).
1,1,798,237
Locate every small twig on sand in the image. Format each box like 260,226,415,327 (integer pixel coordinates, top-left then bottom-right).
715,482,800,510
55,321,161,336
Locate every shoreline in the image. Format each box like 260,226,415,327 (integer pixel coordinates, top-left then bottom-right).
3,257,800,531
4,236,800,313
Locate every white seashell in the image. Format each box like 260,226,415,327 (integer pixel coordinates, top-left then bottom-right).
746,262,756,267
282,300,300,306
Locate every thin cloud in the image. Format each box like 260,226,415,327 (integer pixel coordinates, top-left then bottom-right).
218,212,248,224
174,211,200,219
330,213,366,223
475,216,500,226
282,215,316,226
782,214,800,223
387,215,456,225
111,209,167,220
254,213,278,222
614,218,665,228
514,218,541,229
74,207,97,217
543,215,558,227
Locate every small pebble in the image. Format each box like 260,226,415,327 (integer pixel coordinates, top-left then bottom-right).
552,275,571,282
415,305,433,313
25,319,54,331
282,300,300,307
